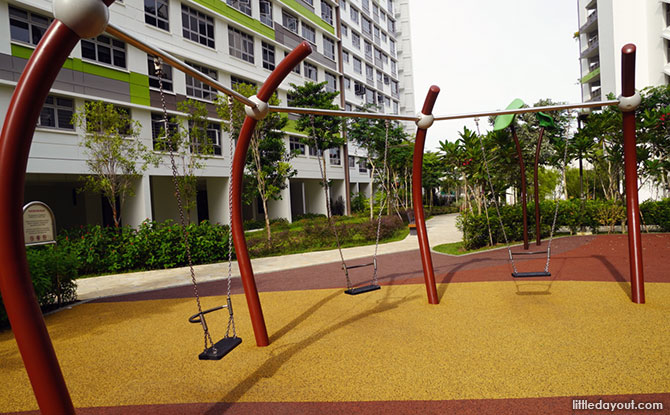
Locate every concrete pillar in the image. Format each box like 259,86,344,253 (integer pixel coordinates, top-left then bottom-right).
206,177,229,225
268,184,291,221
122,175,152,228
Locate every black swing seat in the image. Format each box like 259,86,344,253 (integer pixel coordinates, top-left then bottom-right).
345,284,381,295
198,336,242,361
511,250,548,256
512,271,551,278
344,262,375,270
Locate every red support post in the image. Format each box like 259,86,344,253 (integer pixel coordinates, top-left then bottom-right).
0,18,96,415
412,86,440,305
231,42,313,346
620,44,645,304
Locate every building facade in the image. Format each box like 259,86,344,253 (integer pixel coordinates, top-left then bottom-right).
577,0,669,102
0,0,415,229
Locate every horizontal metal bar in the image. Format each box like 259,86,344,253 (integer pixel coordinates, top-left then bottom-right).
434,100,619,121
269,105,420,121
105,23,256,108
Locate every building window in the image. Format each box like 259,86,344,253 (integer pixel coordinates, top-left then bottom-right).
186,61,217,100
348,155,355,168
38,96,74,130
321,1,333,25
353,57,362,74
341,23,348,37
373,25,381,44
351,31,361,49
382,32,387,43
361,0,369,13
289,136,306,155
303,0,314,5
358,157,367,172
329,147,341,165
350,7,359,24
323,37,336,60
365,64,374,83
262,42,276,70
302,23,316,44
190,121,222,155
344,77,351,89
260,0,273,27
365,88,374,105
340,0,346,11
87,104,133,136
387,18,395,33
227,0,251,16
362,17,372,36
343,50,349,63
309,145,322,157
364,40,373,60
228,27,254,63
145,0,170,31
151,112,179,150
392,100,398,114
231,76,256,89
282,10,299,33
8,6,50,46
387,0,393,14
325,72,337,92
148,55,173,91
374,47,383,68
391,80,398,97
354,81,365,96
391,59,397,76
82,35,127,69
182,5,215,48
304,62,317,81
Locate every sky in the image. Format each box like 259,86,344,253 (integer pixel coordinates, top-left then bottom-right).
407,0,583,151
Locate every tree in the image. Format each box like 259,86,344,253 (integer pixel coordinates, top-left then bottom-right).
288,81,343,217
347,104,408,218
153,99,215,221
217,83,293,242
73,101,157,228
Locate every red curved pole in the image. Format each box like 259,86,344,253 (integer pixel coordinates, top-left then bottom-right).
0,6,116,411
621,44,645,304
231,42,312,346
411,86,440,305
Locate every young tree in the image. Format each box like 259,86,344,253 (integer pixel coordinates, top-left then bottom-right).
154,99,215,221
73,101,157,227
288,81,343,217
217,83,293,242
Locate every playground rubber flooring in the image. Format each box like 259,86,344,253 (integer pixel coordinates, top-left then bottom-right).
1,234,669,414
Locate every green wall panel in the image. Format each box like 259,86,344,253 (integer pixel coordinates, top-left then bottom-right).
279,0,335,34
191,0,275,39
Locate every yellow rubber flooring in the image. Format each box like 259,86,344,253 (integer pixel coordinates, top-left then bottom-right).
1,281,670,412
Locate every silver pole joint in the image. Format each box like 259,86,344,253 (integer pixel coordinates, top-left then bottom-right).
618,92,641,112
416,113,434,129
244,95,269,120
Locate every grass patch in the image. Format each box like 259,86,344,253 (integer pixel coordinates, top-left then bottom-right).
434,233,573,256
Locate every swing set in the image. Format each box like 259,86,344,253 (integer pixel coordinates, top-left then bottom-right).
0,1,648,413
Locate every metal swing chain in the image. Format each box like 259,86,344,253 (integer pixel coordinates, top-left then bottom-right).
475,118,518,274
154,57,215,351
225,95,237,339
544,132,570,273
309,115,350,287
371,120,391,284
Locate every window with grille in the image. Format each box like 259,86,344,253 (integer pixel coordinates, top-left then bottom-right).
145,0,170,31
190,120,222,155
302,23,316,44
262,42,275,70
362,17,372,36
82,35,127,69
321,1,333,25
289,136,306,155
151,113,179,150
186,61,217,100
282,10,299,33
353,57,362,74
323,37,335,60
339,0,346,11
343,51,349,63
351,31,361,49
227,0,251,16
350,7,359,24
358,157,367,172
260,0,273,27
329,147,341,165
341,23,348,37
304,62,317,81
228,27,254,63
8,6,50,46
182,4,215,48
147,55,173,91
365,64,374,83
231,76,256,89
348,155,355,168
325,72,337,92
38,96,74,130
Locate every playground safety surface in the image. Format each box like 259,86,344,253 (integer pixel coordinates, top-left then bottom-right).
1,234,669,414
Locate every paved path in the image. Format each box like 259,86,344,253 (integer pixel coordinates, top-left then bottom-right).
76,213,462,300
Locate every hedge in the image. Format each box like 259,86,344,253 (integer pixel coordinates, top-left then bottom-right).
458,198,670,250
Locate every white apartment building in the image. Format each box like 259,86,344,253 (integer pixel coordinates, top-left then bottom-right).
577,0,669,200
0,0,415,230
577,0,669,102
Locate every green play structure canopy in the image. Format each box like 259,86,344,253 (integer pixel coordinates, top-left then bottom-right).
493,98,525,131
536,111,555,129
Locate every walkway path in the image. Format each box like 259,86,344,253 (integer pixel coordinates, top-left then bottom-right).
76,213,462,300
